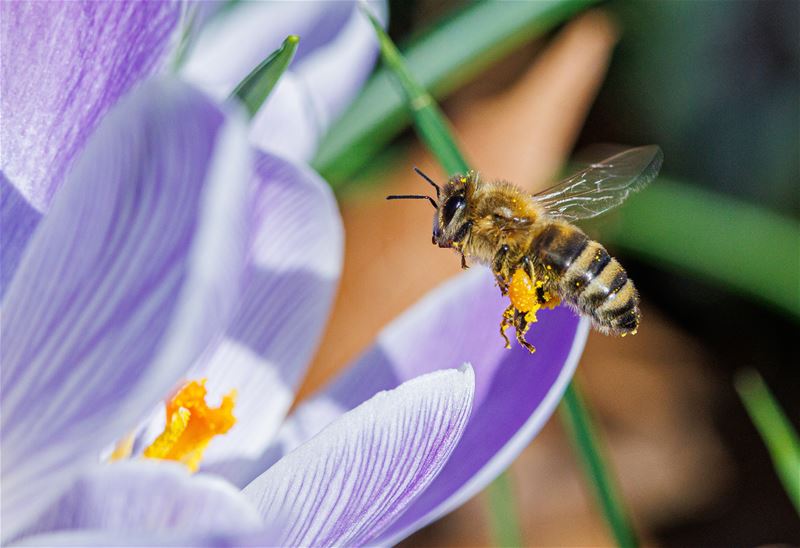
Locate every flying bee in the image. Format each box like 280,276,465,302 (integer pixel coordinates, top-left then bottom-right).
387,145,663,353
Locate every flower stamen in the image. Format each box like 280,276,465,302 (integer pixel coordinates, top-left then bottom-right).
109,433,135,461
143,379,236,472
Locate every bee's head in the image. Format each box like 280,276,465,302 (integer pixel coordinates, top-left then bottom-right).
386,168,475,249
433,173,474,248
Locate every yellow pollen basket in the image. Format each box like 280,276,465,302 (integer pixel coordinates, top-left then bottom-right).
508,268,560,323
143,379,236,472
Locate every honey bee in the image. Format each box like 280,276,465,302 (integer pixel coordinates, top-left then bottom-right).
387,145,663,353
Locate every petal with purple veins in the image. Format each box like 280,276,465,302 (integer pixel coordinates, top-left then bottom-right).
242,366,475,547
19,460,261,540
0,78,252,540
191,152,343,477
0,1,182,211
379,323,588,544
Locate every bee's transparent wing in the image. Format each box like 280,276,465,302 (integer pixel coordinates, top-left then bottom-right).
534,145,663,222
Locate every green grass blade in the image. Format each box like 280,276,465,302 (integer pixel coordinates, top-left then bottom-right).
561,382,639,548
486,472,524,547
230,35,299,118
735,370,800,514
362,7,467,175
363,8,636,545
315,0,598,184
604,178,800,320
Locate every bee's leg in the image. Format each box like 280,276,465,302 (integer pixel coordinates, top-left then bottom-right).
453,220,472,243
525,254,547,305
521,254,558,306
521,255,535,281
499,304,514,349
513,309,536,354
451,221,473,270
493,244,510,295
495,273,509,296
493,244,510,273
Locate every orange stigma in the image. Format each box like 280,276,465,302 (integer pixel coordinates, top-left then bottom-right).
143,379,236,472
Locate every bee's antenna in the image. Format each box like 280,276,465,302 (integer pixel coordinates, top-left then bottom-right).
387,194,438,210
413,167,440,198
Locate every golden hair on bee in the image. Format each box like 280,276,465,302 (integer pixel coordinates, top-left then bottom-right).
387,146,663,353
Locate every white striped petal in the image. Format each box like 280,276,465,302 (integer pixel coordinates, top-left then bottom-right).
242,366,475,546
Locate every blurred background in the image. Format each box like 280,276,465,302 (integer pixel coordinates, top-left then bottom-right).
299,1,799,545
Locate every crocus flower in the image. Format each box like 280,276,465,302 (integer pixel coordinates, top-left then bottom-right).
1,1,587,546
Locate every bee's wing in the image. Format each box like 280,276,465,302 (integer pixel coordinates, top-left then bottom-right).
534,145,663,222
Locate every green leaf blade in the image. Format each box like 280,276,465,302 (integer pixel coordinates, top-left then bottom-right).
315,0,598,183
735,370,800,514
231,35,299,118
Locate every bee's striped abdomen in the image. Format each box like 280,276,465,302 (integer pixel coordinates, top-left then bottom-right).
532,224,589,275
532,224,640,335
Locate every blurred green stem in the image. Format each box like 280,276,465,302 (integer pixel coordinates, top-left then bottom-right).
560,382,638,548
364,6,637,546
487,472,524,547
735,369,800,514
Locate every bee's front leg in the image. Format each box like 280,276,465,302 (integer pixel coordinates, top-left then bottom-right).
494,272,509,295
452,221,473,270
493,244,510,295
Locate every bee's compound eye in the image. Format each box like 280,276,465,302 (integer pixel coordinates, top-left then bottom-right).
442,195,466,226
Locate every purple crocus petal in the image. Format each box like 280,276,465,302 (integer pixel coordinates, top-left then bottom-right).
0,1,182,211
22,460,260,540
378,326,588,544
250,269,587,540
0,172,41,298
192,152,342,475
0,79,252,540
183,0,386,161
242,366,475,547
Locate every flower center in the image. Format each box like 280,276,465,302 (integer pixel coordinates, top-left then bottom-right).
143,378,237,472
508,268,560,323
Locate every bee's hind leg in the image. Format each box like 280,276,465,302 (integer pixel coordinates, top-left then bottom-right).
499,304,514,349
513,309,536,354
